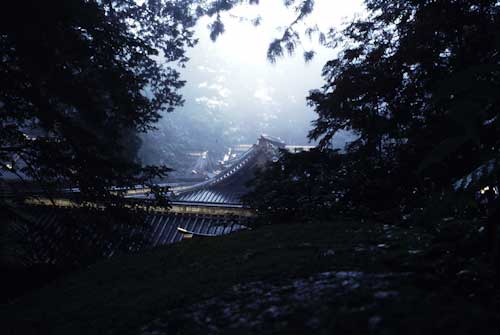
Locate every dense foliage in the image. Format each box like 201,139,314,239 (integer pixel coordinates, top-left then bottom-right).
0,0,201,204
313,0,499,215
0,0,203,268
248,0,500,225
244,149,345,222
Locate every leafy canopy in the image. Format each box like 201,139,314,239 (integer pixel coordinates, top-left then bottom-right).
247,0,500,223
0,0,198,203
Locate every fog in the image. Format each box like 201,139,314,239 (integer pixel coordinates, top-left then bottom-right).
140,0,365,169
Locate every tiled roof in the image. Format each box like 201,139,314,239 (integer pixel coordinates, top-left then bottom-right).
145,212,245,247
27,208,247,263
174,189,242,205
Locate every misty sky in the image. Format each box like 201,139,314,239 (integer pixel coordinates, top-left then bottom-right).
144,0,365,163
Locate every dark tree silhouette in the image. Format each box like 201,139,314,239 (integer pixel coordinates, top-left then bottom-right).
245,0,499,226
243,149,346,224
306,0,499,219
0,0,197,204
0,0,200,269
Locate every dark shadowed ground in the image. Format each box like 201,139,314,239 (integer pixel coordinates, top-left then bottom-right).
2,218,498,334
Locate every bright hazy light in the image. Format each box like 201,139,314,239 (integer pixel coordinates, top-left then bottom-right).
195,0,365,64
155,0,365,147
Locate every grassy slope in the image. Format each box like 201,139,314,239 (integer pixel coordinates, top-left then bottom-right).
2,219,498,334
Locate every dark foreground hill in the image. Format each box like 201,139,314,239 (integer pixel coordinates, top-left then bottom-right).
2,218,498,334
